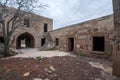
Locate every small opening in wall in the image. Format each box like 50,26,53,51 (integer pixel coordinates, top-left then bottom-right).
44,23,48,32
93,37,105,52
68,38,74,51
56,38,59,46
41,38,45,46
24,18,30,27
0,37,4,43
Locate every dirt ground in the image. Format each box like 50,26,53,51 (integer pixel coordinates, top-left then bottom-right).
0,56,119,80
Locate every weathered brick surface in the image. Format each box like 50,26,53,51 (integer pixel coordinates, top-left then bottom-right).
49,15,114,59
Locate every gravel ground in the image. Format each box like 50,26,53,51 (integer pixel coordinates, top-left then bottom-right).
0,56,119,80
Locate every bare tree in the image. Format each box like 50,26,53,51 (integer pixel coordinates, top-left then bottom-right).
0,0,45,56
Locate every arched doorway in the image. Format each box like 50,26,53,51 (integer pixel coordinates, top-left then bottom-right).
16,32,35,49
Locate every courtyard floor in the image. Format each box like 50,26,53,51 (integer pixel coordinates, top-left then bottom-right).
13,48,74,58
0,49,119,80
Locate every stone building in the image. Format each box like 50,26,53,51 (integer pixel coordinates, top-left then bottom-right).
0,12,114,59
0,12,53,49
0,1,119,77
49,15,114,59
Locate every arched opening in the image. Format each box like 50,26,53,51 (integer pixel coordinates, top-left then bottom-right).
16,32,35,49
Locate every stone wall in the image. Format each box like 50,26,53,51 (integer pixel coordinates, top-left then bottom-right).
49,15,114,59
10,12,53,48
0,8,53,48
112,0,120,76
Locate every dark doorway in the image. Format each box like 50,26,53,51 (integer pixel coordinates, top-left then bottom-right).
41,38,45,46
93,37,105,52
44,23,48,32
56,38,59,46
68,38,74,51
0,37,4,43
16,33,35,49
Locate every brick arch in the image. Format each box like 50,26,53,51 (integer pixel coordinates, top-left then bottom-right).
16,32,35,49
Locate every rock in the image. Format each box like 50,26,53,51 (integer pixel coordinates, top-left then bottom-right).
88,62,104,70
23,72,30,77
45,73,48,76
72,69,74,73
33,78,42,80
24,65,27,67
35,65,39,68
95,78,101,80
54,74,57,77
63,58,66,61
6,69,10,72
10,48,21,55
49,60,52,63
44,68,52,74
19,58,23,60
44,68,49,72
49,65,56,71
19,51,23,54
44,78,49,80
48,70,52,74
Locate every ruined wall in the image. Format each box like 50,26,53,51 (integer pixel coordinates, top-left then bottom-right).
112,0,120,76
49,15,114,59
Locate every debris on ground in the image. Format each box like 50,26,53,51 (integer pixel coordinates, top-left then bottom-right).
23,72,30,77
0,56,119,80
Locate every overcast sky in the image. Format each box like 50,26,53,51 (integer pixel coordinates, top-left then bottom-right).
39,0,113,29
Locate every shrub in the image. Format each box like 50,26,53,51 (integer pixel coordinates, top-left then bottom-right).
36,56,43,60
79,51,83,57
47,47,56,51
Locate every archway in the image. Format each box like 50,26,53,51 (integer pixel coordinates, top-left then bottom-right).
16,32,35,49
